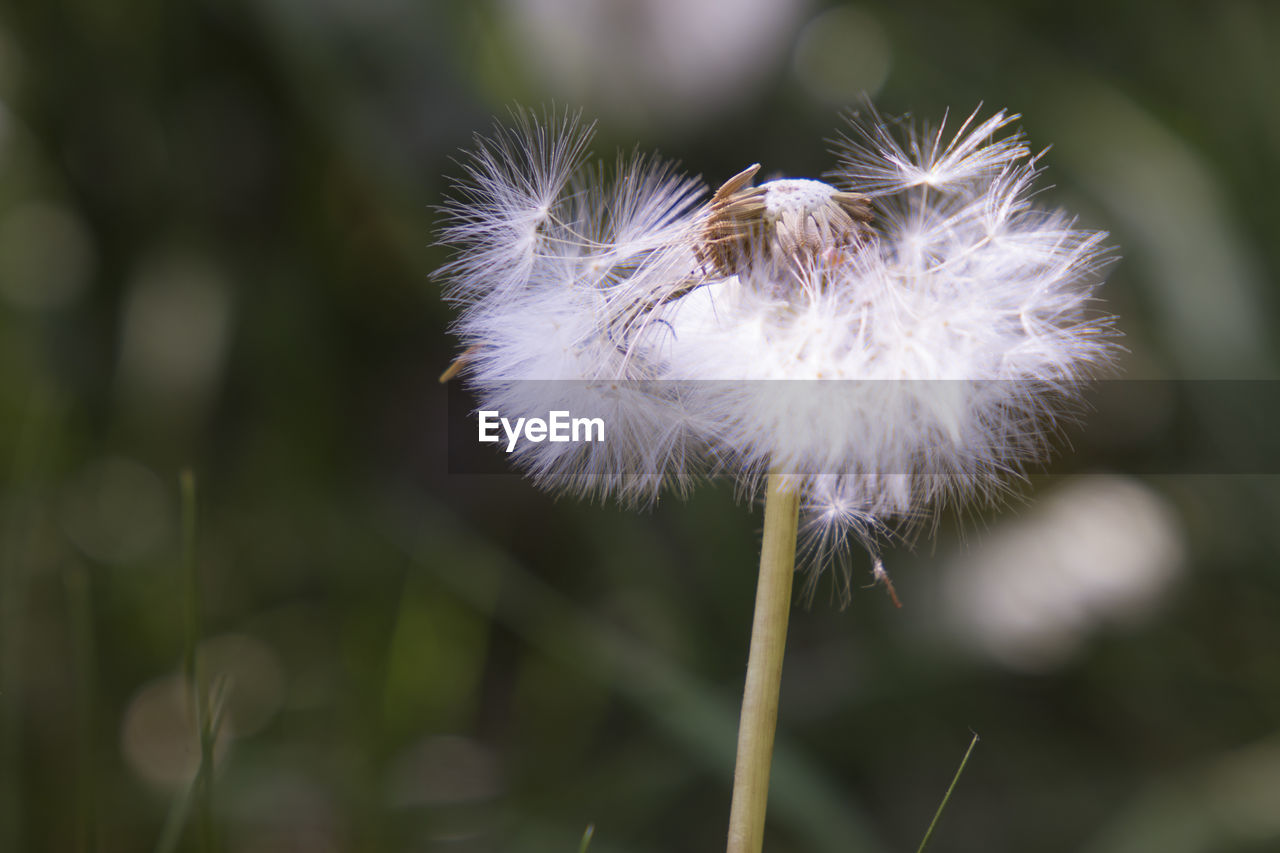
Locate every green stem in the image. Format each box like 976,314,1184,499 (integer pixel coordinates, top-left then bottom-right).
727,471,801,853
915,733,979,853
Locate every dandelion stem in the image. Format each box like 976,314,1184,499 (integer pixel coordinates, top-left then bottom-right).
727,471,800,853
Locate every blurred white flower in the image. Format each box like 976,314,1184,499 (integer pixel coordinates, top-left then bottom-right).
438,106,1116,589
942,476,1183,671
497,0,809,127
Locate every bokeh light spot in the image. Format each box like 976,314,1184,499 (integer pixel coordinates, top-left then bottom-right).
793,6,891,105
59,456,171,565
0,201,95,310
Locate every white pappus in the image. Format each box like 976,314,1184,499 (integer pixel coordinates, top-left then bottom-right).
436,105,1117,602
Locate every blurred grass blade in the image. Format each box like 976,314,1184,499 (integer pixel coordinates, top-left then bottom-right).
2,390,61,853
156,469,219,853
155,681,229,853
183,469,219,853
181,469,199,691
65,566,96,853
577,824,595,853
154,777,197,853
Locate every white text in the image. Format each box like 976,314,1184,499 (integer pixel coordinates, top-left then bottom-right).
477,410,605,452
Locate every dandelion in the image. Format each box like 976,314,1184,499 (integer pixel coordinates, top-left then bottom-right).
436,104,1116,853
440,105,1114,568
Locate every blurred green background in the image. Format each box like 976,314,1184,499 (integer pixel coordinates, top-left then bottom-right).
3,1,1280,851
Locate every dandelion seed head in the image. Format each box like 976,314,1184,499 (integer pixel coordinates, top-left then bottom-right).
437,104,1119,591
696,166,873,280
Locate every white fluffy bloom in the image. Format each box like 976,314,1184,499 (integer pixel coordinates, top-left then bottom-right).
438,106,1116,594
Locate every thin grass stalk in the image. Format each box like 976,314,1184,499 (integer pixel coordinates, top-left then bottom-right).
915,733,980,853
2,390,58,852
179,469,216,853
65,566,96,853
